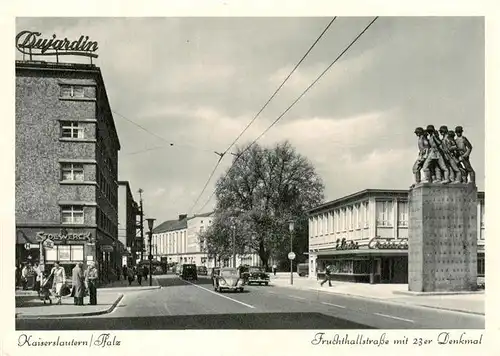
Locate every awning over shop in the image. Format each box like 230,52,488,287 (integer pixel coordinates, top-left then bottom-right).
16,230,36,244
313,248,408,257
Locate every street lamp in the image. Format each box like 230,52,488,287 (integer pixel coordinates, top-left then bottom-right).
288,219,295,285
146,218,156,286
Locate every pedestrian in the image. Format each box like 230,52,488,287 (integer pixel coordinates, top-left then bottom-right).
21,263,29,290
51,261,66,305
320,263,333,287
143,265,149,281
136,266,142,285
85,261,99,305
71,262,85,306
127,266,134,286
15,264,22,289
122,265,128,280
33,262,42,296
272,264,277,276
40,271,53,304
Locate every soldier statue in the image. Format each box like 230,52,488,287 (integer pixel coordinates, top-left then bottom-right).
438,125,462,184
422,125,450,184
454,126,475,184
446,130,468,183
411,127,428,187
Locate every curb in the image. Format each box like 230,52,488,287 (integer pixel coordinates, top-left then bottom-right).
16,294,124,319
272,283,485,316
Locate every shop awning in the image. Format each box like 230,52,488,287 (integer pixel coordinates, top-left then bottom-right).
16,231,36,244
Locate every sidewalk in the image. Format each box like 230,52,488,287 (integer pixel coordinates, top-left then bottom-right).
99,276,161,291
270,273,485,315
15,276,161,319
15,291,123,319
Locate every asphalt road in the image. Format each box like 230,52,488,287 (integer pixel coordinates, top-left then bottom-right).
16,275,484,330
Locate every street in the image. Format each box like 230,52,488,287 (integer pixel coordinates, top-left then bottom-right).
16,275,484,330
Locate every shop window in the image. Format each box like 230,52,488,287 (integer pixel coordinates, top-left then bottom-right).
45,245,84,262
61,163,84,181
61,121,84,139
376,201,393,227
61,205,84,224
60,85,85,98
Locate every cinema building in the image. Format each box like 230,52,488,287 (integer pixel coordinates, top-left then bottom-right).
15,60,122,282
307,189,485,284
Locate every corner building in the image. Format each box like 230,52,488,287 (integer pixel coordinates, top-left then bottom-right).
15,60,121,282
308,189,485,284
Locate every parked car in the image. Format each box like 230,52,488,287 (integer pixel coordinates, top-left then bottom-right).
297,263,309,277
242,266,269,286
180,264,198,281
213,267,244,293
197,266,208,276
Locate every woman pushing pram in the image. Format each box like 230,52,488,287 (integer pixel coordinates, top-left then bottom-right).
40,271,53,305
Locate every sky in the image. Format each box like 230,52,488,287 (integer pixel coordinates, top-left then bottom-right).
15,17,485,223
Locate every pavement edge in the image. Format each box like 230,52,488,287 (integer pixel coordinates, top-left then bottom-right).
15,293,124,319
272,283,485,316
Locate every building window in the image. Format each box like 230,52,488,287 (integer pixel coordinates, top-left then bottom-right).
363,202,369,228
61,121,84,139
335,211,340,233
61,205,84,224
480,204,485,229
477,256,485,276
376,201,393,227
398,201,409,227
60,85,85,98
61,163,84,181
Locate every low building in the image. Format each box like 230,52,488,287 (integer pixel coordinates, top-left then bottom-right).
118,181,139,266
307,189,485,284
152,212,263,268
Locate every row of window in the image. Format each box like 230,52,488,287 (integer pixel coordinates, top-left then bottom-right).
60,85,88,99
310,201,371,237
97,169,117,207
153,230,188,255
96,207,118,237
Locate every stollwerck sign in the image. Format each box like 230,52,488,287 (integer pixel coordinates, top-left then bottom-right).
16,30,99,58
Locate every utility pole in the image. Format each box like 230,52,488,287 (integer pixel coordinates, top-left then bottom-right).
138,188,144,261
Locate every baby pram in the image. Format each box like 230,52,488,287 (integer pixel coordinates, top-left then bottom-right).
40,272,53,305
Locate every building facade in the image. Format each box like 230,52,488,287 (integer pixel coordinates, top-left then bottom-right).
152,212,263,268
308,189,485,284
118,181,139,266
15,60,121,282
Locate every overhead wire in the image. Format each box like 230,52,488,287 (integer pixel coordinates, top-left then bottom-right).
188,17,338,215
195,16,380,214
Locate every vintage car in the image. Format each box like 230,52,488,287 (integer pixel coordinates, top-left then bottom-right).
197,265,208,276
242,266,270,286
180,264,198,281
213,267,244,292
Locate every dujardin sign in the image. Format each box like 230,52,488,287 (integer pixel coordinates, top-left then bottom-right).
335,238,359,250
16,30,99,59
36,231,93,242
368,237,408,250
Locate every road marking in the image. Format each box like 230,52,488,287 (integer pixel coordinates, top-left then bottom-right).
321,302,346,309
267,291,278,294
374,312,414,323
287,295,306,300
182,279,255,309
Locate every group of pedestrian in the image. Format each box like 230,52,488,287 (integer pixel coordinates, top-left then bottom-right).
122,264,149,286
25,261,99,306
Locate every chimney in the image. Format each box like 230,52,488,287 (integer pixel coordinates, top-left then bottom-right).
179,214,187,221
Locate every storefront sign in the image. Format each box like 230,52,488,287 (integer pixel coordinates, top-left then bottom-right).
36,231,92,242
335,238,359,250
368,237,408,250
16,30,99,58
101,245,114,253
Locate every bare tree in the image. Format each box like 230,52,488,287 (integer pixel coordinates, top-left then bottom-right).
203,141,324,269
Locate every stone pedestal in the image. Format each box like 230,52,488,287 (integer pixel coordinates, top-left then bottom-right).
408,183,478,292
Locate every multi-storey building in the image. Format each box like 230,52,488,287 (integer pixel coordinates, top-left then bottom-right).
118,181,139,266
152,212,263,268
15,60,121,282
307,189,485,284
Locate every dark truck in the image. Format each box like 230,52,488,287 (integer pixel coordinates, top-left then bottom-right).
240,265,269,286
